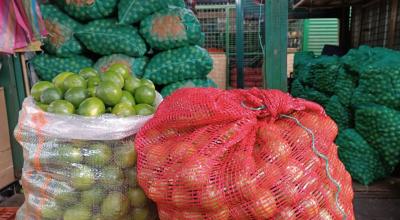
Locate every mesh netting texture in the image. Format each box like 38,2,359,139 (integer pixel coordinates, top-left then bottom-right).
55,0,118,21
14,96,162,220
135,88,355,220
94,54,148,78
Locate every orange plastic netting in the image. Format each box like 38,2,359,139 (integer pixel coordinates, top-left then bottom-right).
135,88,354,220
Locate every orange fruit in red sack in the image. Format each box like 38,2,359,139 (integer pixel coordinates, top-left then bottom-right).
207,207,230,220
147,180,168,201
276,206,297,220
145,144,169,168
299,195,320,218
171,188,194,209
251,190,277,218
256,126,291,165
200,184,226,211
180,158,212,188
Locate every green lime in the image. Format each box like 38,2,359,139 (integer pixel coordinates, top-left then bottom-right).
36,102,49,111
135,86,156,105
63,205,92,220
99,166,124,187
77,97,106,117
83,143,112,167
41,200,63,219
55,191,78,205
71,165,95,190
57,145,83,164
128,188,148,208
114,144,137,168
52,72,75,92
108,63,131,79
101,192,129,218
64,74,88,91
40,87,63,104
124,169,138,188
120,91,136,106
65,88,89,108
100,71,124,89
96,81,123,106
79,67,98,79
140,79,155,90
48,100,75,115
87,87,97,97
31,81,54,102
132,207,149,220
87,76,101,88
91,214,105,220
134,104,155,116
81,186,104,207
112,103,136,117
124,76,141,94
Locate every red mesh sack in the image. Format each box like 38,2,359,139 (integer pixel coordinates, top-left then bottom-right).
135,88,355,220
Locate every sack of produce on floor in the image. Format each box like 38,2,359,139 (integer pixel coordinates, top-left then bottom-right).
336,129,387,185
15,67,162,220
325,96,351,130
94,54,148,78
76,19,147,57
40,4,83,57
334,68,358,108
160,78,217,97
55,0,118,21
140,7,203,50
32,54,93,81
118,0,185,25
144,46,213,85
310,56,341,95
136,88,355,220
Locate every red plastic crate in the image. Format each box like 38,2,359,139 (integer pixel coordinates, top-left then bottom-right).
0,207,18,220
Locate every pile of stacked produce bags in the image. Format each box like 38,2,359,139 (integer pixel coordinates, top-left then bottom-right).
291,46,400,185
33,0,217,97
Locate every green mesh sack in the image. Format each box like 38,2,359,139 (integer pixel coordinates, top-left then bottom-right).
76,19,147,57
32,54,93,81
292,54,316,86
144,46,213,85
310,56,341,95
55,0,118,21
355,105,400,169
118,0,185,25
40,4,82,57
290,79,306,98
161,78,217,97
336,129,387,185
334,68,358,108
94,54,148,77
140,7,202,51
325,96,351,130
300,87,330,106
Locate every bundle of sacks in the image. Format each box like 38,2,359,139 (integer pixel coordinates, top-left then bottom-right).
34,0,217,97
291,46,400,185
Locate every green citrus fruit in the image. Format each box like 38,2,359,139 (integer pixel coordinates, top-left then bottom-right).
99,166,124,187
96,81,123,106
108,63,131,79
55,191,78,205
134,104,155,116
120,91,136,106
31,81,55,102
81,186,104,207
135,86,156,105
114,144,137,168
128,188,148,208
65,88,89,108
87,76,101,88
101,192,129,218
77,97,106,117
91,214,105,220
87,87,97,97
57,145,82,164
64,74,88,91
140,79,155,90
71,165,95,190
124,76,141,94
83,143,112,167
48,100,75,115
40,87,63,104
100,71,124,89
40,200,63,219
63,205,92,220
52,72,75,92
112,103,136,117
36,102,49,111
132,207,149,220
79,67,98,79
124,169,138,188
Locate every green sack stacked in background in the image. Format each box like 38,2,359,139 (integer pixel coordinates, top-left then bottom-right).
55,0,118,21
118,0,185,25
140,7,203,50
161,78,217,97
325,96,351,130
334,68,358,108
76,19,147,57
94,54,148,77
32,54,93,81
336,129,387,185
310,56,341,95
40,4,83,57
144,46,213,85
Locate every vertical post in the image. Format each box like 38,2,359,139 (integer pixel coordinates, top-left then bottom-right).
339,6,351,53
235,0,244,88
388,0,399,48
225,5,231,89
302,19,310,51
264,0,288,91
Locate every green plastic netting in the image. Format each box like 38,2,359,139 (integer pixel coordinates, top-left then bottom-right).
32,54,93,81
144,46,213,85
325,96,351,130
55,0,118,21
76,19,147,57
40,4,82,57
118,0,185,25
94,54,148,77
336,129,387,185
140,7,203,51
160,78,217,97
355,105,400,169
334,68,358,108
310,56,341,95
292,52,316,86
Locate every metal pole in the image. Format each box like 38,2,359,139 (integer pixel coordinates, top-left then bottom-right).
235,0,244,88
